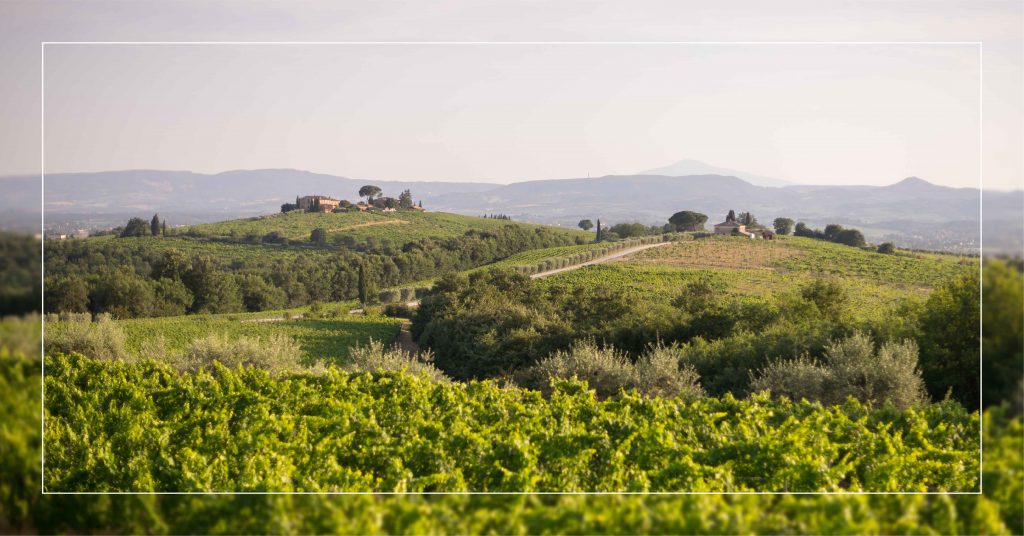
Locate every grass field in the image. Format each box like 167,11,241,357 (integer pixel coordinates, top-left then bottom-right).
47,302,403,366
184,210,587,246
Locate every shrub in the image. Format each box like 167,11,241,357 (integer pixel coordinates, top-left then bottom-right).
172,333,303,376
519,339,633,399
520,340,705,400
343,340,447,382
633,344,705,399
378,289,401,303
383,303,415,318
877,242,896,254
751,332,927,410
45,316,128,362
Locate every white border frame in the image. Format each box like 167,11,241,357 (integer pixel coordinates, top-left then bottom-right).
40,40,985,496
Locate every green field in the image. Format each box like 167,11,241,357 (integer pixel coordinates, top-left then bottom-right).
47,303,403,366
184,210,587,246
537,235,973,319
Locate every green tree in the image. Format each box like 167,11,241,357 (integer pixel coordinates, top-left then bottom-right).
834,229,866,247
151,277,194,317
773,218,794,235
726,209,736,222
183,256,242,314
577,219,594,231
358,185,382,204
119,218,150,238
823,224,844,241
161,221,167,236
398,189,414,209
800,279,849,324
877,242,896,254
668,211,708,231
595,219,602,242
918,269,980,409
150,214,160,237
738,212,758,227
44,276,89,313
982,259,1024,408
310,228,328,246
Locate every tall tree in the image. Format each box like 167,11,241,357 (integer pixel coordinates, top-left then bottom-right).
773,218,795,235
150,214,161,236
595,219,602,242
357,262,369,305
668,211,708,231
398,189,414,209
161,221,167,236
578,219,594,231
738,212,758,226
726,209,736,222
358,185,382,204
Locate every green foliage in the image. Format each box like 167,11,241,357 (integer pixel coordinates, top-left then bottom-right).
44,313,129,362
668,210,708,231
44,352,979,492
120,217,151,238
577,219,593,231
751,332,928,410
878,241,896,254
520,340,704,400
0,232,41,315
0,317,1019,532
918,268,981,409
982,260,1024,409
170,333,305,376
773,217,795,235
343,340,446,382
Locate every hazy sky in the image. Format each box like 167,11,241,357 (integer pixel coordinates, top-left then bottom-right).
3,1,1023,190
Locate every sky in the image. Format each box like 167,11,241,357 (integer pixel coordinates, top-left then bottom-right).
2,1,1022,190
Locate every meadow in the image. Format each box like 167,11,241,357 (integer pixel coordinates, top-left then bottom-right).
46,302,402,366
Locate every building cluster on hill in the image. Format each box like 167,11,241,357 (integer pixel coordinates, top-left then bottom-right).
713,210,774,240
282,187,425,214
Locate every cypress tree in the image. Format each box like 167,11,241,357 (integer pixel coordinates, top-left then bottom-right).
358,262,368,305
161,221,167,236
596,219,602,242
150,214,160,236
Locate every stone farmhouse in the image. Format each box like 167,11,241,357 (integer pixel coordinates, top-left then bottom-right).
713,211,774,240
298,195,341,213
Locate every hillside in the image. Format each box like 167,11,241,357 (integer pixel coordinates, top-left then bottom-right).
183,209,586,246
16,166,1019,253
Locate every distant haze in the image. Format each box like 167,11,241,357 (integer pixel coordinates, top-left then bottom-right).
35,43,983,188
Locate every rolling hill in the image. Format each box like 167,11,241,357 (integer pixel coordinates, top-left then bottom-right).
7,164,1019,253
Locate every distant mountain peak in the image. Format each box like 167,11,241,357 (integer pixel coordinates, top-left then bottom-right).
640,159,794,187
889,176,935,188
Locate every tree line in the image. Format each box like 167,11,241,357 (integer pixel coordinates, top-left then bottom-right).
43,224,581,319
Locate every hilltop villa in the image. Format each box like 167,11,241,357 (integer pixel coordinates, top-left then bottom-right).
714,211,774,240
713,213,746,236
298,195,340,213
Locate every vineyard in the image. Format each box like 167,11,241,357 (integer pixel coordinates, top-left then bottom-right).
44,352,980,493
536,235,974,321
184,210,588,246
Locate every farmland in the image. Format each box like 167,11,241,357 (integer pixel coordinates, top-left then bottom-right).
536,235,975,320
46,302,402,365
183,210,588,247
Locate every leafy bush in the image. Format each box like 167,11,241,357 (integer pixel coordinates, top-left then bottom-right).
170,333,303,376
44,314,129,362
751,332,927,409
342,340,447,382
520,340,704,400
